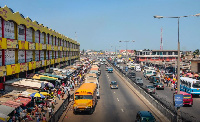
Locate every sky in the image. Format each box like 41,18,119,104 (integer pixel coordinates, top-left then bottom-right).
1,0,200,51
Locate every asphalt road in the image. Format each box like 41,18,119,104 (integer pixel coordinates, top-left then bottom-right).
61,64,159,122
118,63,200,120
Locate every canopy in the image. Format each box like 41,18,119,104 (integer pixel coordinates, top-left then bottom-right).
29,93,45,98
194,74,199,77
33,74,58,81
15,97,31,107
0,105,15,115
1,100,22,108
43,73,65,79
0,113,9,122
40,92,50,96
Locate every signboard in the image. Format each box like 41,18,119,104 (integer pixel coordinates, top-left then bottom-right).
39,43,42,50
55,58,58,63
35,43,39,50
6,64,20,75
36,61,41,68
28,61,36,70
54,46,58,51
50,59,54,65
42,60,46,66
18,41,28,50
29,42,35,50
58,58,61,63
174,94,183,107
0,38,7,49
20,63,28,72
42,44,47,50
46,60,50,65
0,66,6,77
7,39,18,48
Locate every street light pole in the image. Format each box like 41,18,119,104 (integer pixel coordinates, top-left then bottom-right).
154,13,199,122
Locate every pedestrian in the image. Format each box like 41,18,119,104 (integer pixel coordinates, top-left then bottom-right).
64,85,67,94
72,82,75,90
67,85,71,95
171,83,174,91
48,106,52,118
51,103,55,113
57,89,61,100
42,115,47,122
61,90,65,99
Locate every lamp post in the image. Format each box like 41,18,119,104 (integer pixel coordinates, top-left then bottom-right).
119,40,135,63
154,13,199,122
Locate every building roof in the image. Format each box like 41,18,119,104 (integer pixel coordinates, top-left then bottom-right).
152,50,178,52
120,50,135,53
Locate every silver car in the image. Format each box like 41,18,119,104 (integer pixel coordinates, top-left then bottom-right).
135,77,143,86
145,85,156,94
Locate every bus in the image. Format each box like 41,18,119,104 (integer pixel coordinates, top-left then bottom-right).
180,77,200,95
73,83,97,114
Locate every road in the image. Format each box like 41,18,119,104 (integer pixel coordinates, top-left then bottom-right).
118,63,200,120
61,64,160,122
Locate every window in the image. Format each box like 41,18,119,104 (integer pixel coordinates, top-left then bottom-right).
152,52,156,55
4,21,15,39
163,52,166,55
35,31,39,43
18,25,25,41
75,95,93,100
168,52,172,55
26,28,33,42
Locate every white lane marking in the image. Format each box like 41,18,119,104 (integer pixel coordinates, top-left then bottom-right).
114,92,115,94
121,109,124,112
117,98,119,101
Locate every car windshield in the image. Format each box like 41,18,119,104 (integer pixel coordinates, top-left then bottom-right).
111,82,117,85
75,95,93,100
147,86,154,88
137,78,142,80
141,117,155,121
183,95,191,99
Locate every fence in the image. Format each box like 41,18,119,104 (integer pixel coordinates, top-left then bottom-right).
107,60,197,122
48,93,73,122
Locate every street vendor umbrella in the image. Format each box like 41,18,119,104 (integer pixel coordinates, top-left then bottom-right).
29,93,45,98
189,74,193,78
47,82,54,88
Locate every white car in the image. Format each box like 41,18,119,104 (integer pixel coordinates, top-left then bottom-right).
136,67,141,72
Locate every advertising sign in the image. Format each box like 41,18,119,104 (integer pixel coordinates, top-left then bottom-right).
42,44,46,50
42,60,46,66
0,66,6,77
0,38,7,49
174,94,183,107
51,59,54,65
28,61,36,70
36,61,41,68
18,41,28,50
20,63,28,72
29,42,35,50
35,43,39,50
7,39,18,48
6,64,20,75
46,60,50,65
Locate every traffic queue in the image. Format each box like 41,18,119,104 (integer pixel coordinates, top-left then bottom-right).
73,62,101,114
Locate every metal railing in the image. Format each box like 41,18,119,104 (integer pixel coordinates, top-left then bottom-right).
48,93,73,122
107,60,197,122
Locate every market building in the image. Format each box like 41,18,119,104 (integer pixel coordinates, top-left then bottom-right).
135,49,179,63
190,59,200,73
0,6,80,90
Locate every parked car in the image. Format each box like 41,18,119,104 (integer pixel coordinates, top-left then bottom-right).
135,66,141,72
110,81,118,89
154,82,164,90
145,85,156,94
135,77,143,86
136,111,156,122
